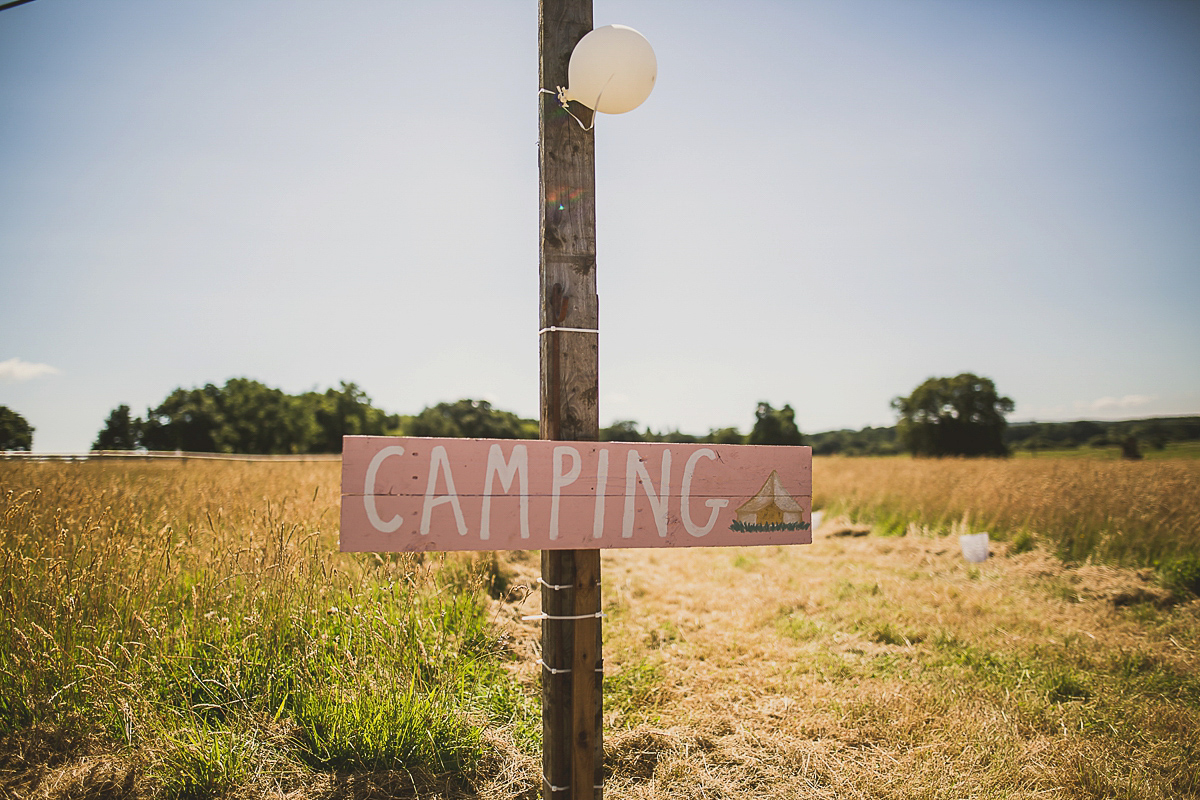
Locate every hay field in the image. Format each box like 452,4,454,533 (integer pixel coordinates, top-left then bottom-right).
813,455,1200,564
2,457,1199,799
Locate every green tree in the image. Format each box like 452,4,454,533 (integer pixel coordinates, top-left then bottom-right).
216,378,314,454
139,384,225,452
0,406,34,451
891,373,1014,457
303,381,400,453
93,404,140,450
110,379,403,454
704,427,744,445
807,426,900,456
747,402,804,446
138,379,315,454
601,420,645,442
659,430,699,444
1120,435,1143,460
410,399,536,440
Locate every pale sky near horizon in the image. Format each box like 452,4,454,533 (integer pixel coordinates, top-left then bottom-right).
2,0,1198,452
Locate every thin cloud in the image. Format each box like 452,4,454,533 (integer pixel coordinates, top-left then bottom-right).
0,358,62,382
1080,395,1155,412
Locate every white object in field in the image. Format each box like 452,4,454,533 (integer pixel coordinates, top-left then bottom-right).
810,510,824,532
960,532,989,563
563,24,657,114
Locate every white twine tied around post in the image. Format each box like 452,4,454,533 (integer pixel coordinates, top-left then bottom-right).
541,24,657,130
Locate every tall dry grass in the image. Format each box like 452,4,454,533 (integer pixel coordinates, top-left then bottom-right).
4,455,1198,799
0,460,536,798
813,456,1200,565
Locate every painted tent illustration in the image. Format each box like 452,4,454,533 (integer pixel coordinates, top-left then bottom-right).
734,470,805,529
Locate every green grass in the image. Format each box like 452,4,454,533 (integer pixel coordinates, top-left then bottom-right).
869,622,920,647
776,608,822,641
152,727,256,800
604,657,666,727
1011,441,1200,460
1160,554,1200,597
833,578,880,600
731,553,760,570
0,462,539,797
930,635,1200,713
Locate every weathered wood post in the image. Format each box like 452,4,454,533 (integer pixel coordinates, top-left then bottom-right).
538,1,602,798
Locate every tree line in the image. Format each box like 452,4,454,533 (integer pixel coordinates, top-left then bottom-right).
1006,416,1200,454
599,402,803,447
93,380,400,454
5,372,1196,457
85,380,806,454
809,404,1200,458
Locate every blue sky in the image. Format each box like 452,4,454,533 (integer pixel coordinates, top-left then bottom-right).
2,0,1198,452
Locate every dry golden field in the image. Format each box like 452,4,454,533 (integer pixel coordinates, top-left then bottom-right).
813,456,1200,564
2,456,1198,799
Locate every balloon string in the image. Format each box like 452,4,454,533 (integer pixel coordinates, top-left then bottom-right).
539,87,595,131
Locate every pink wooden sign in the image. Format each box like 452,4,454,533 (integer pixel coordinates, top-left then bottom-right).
341,436,812,552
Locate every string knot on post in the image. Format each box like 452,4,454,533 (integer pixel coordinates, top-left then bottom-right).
538,87,595,131
539,576,574,591
523,611,605,621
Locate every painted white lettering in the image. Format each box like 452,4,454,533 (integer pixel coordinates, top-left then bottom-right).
420,445,467,536
624,448,671,538
681,448,729,537
593,448,609,539
480,444,530,540
549,446,581,540
364,445,406,533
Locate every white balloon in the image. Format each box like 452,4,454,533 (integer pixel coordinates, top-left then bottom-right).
563,24,657,115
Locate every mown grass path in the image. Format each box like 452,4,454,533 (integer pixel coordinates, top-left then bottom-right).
548,524,1199,799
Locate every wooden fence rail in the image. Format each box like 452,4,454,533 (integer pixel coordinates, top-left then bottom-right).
0,450,342,463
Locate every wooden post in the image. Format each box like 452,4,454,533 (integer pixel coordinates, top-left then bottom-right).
539,1,602,799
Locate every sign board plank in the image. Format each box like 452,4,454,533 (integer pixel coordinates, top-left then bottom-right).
341,436,812,552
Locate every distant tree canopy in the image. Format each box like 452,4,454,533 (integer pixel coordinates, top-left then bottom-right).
1006,416,1200,453
807,416,1200,456
747,402,804,446
705,426,743,445
0,406,34,451
892,373,1014,457
87,376,1200,458
599,403,807,446
597,405,1200,456
93,379,400,454
308,382,402,451
601,420,740,444
807,426,900,456
600,420,645,442
93,405,138,450
409,399,538,440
